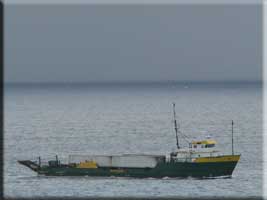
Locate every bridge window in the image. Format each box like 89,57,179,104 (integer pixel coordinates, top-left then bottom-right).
205,144,215,148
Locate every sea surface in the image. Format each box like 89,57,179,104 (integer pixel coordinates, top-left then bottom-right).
4,82,263,198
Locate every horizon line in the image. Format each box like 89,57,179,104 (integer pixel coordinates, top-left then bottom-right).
4,80,263,85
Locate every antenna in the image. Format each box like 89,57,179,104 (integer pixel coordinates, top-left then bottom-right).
231,120,234,155
173,103,180,149
38,156,41,168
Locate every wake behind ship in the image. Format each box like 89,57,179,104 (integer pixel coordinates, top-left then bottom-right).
18,103,240,178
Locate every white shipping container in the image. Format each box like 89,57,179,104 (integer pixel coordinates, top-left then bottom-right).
111,155,159,168
69,154,165,168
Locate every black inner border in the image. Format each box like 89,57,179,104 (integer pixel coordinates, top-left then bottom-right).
1,0,4,199
0,2,263,200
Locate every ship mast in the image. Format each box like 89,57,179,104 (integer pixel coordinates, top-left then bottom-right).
173,103,180,149
232,120,234,155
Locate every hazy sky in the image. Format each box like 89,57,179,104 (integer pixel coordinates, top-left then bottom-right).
5,4,262,83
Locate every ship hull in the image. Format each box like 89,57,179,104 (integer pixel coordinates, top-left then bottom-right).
18,154,240,178
34,161,238,178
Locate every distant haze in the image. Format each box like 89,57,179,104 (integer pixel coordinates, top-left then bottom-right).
5,4,262,83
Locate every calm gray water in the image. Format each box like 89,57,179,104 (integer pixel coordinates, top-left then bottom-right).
4,82,263,198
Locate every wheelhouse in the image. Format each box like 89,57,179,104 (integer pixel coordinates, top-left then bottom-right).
189,139,217,149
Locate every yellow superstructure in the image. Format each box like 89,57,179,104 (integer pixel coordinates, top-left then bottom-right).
77,160,98,168
191,139,217,145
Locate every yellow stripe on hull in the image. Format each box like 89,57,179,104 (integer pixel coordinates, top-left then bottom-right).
194,155,240,163
110,169,125,173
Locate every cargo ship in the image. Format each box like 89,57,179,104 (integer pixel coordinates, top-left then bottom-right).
18,104,240,178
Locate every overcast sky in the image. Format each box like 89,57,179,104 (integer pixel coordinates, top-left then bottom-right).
5,4,262,83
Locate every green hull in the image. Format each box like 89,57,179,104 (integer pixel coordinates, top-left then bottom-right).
35,161,238,178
